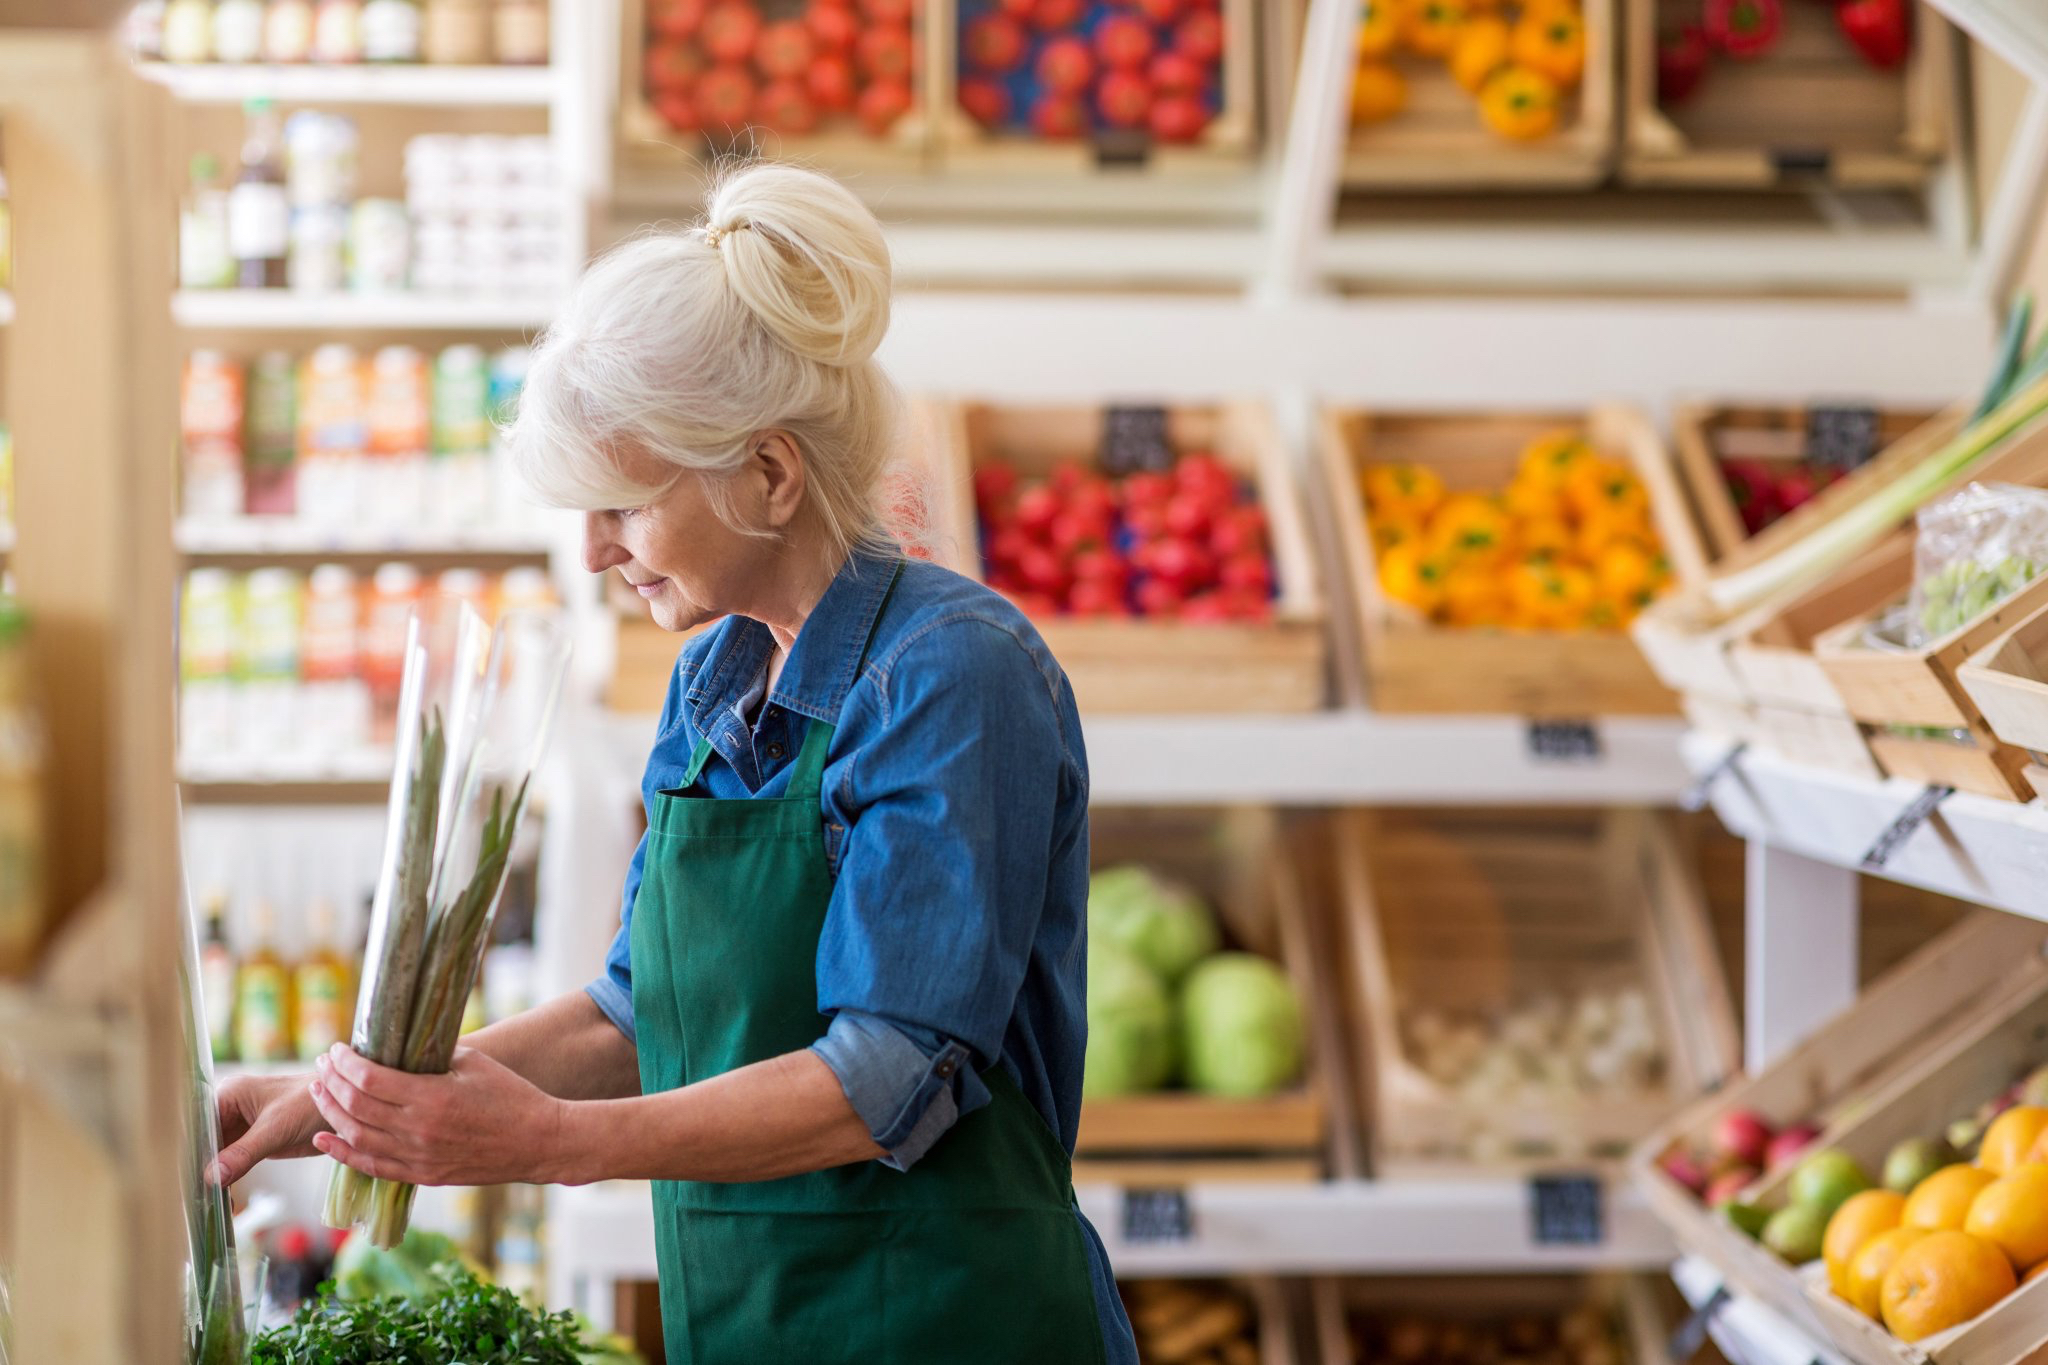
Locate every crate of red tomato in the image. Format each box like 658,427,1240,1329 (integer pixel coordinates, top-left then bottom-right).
937,0,1259,174
627,0,936,170
933,400,1325,713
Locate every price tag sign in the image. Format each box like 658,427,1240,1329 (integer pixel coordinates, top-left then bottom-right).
1860,785,1954,871
1680,742,1747,814
1806,405,1883,471
1093,130,1153,170
1122,1187,1195,1245
1526,720,1603,764
1101,406,1174,477
1529,1174,1604,1246
1771,147,1832,178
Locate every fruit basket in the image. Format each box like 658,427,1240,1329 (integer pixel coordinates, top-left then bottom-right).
1959,602,2048,796
1339,0,1619,190
621,0,939,172
1120,1277,1300,1365
935,0,1260,176
1327,807,1737,1179
1620,0,1956,189
1309,1273,1671,1365
1315,404,1708,717
1631,910,2048,1345
937,399,1326,714
1076,807,1342,1186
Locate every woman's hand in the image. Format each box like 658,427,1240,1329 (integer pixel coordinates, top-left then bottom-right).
309,1043,577,1188
213,1071,329,1187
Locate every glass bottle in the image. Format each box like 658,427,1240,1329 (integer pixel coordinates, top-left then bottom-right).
199,893,238,1061
234,901,294,1062
362,0,423,62
229,98,289,289
310,0,364,63
0,596,46,976
293,900,352,1059
212,0,266,62
179,153,235,290
162,0,215,62
264,0,316,62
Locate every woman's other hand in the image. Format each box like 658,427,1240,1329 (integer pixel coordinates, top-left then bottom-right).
213,1070,328,1186
309,1043,576,1187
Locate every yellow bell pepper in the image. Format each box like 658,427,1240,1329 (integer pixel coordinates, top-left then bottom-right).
1378,541,1449,614
1357,0,1404,58
1479,66,1560,141
1350,63,1409,126
1427,492,1513,562
1361,462,1443,522
1515,429,1595,489
1403,0,1470,57
1512,6,1586,87
1450,15,1512,93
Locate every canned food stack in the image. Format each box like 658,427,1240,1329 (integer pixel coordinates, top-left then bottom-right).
405,133,562,298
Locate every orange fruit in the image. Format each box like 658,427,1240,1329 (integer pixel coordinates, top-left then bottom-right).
1980,1106,2048,1175
1905,1165,2000,1231
1965,1165,2048,1271
1846,1227,1929,1319
1825,1190,1907,1296
1881,1230,2017,1342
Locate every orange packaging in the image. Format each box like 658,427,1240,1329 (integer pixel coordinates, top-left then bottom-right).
180,350,247,521
361,561,422,744
366,345,431,458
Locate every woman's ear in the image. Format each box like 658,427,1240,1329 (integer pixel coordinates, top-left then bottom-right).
753,430,808,531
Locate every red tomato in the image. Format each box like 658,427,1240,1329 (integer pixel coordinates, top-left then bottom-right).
1071,546,1128,584
652,88,702,131
999,586,1058,616
1133,577,1184,618
700,3,763,63
1219,552,1272,594
1207,505,1266,557
806,52,858,110
648,0,709,40
1121,470,1173,506
1174,10,1223,63
644,39,706,93
754,20,814,77
1094,14,1155,68
1147,50,1203,94
860,0,915,22
694,63,757,129
1122,500,1167,536
987,525,1031,571
1031,0,1085,29
1096,69,1153,128
1050,511,1110,555
1132,0,1184,24
973,462,1018,513
856,78,914,133
1180,591,1236,623
963,13,1028,70
755,77,818,131
1067,579,1129,617
1014,483,1062,534
1174,450,1236,500
1017,544,1071,595
1163,490,1212,539
805,1,859,51
998,0,1036,16
1149,92,1208,141
1147,538,1213,589
1035,35,1094,93
1049,460,1087,490
858,26,915,81
1225,589,1272,621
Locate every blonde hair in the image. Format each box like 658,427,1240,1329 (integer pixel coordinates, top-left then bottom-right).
510,162,905,562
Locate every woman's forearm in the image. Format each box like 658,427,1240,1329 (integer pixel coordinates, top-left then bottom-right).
555,1048,883,1184
466,990,642,1101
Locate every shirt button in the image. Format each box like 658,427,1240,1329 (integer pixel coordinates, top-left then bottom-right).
936,1057,957,1078
765,742,787,760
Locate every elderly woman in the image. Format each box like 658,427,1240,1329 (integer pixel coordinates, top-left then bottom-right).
212,163,1137,1364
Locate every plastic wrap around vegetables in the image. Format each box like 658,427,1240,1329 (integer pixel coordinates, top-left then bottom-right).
322,596,569,1249
180,886,246,1364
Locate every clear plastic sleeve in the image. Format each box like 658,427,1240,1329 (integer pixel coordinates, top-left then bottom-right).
1905,482,2048,647
179,880,245,1364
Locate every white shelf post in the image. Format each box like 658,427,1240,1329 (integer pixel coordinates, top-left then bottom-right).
1744,840,1861,1072
1258,0,1358,300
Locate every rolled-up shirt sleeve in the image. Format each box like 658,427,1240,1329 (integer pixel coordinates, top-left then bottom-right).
583,831,646,1045
813,619,1070,1170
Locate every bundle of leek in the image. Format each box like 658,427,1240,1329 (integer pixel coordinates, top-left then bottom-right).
1706,300,2048,618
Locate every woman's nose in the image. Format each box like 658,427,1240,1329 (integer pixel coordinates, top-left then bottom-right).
582,514,628,575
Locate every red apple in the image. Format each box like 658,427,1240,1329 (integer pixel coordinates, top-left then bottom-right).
806,52,857,110
1149,92,1207,141
1704,1166,1760,1208
958,77,1012,127
644,39,705,92
998,0,1036,16
1659,1149,1711,1197
1095,13,1155,69
1031,0,1085,29
860,0,914,22
1174,9,1224,63
1133,0,1184,22
858,26,915,81
1766,1124,1822,1171
1068,578,1128,617
1147,50,1204,94
805,1,860,51
700,3,762,63
1713,1109,1774,1169
652,88,702,131
695,63,756,129
1035,35,1094,93
754,20,814,77
648,0,709,40
755,78,818,131
964,13,1028,70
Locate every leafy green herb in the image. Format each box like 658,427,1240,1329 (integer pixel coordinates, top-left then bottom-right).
251,1265,592,1365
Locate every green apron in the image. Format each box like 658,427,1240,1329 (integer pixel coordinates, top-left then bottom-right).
628,571,1108,1365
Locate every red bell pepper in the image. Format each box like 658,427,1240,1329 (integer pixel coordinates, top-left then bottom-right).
1657,24,1712,105
1836,0,1910,69
1704,0,1783,59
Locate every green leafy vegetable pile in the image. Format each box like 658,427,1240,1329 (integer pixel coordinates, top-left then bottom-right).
251,1264,590,1365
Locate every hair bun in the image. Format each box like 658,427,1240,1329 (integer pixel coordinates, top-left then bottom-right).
706,164,893,368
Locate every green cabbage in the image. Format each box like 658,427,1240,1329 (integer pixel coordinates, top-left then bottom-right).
1087,865,1219,985
1179,953,1304,1098
1083,941,1176,1098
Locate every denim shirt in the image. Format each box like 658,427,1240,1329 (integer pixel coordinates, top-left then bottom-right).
586,550,1137,1365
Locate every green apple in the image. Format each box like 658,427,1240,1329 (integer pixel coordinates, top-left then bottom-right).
1883,1137,1960,1194
1762,1203,1830,1264
1721,1201,1772,1240
1789,1148,1873,1216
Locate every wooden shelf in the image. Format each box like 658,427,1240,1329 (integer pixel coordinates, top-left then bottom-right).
133,60,559,107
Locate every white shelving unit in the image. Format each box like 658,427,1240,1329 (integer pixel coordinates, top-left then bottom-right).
177,748,393,786
171,290,560,331
174,517,553,557
134,60,559,107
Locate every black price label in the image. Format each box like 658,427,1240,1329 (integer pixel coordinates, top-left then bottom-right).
1806,405,1883,471
1771,147,1833,178
1526,720,1603,764
1101,406,1174,477
1860,785,1954,870
1093,130,1153,170
1680,742,1747,814
1529,1174,1604,1246
1122,1187,1194,1245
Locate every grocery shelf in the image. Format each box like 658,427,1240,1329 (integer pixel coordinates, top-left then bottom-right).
1671,1255,1848,1365
175,517,553,560
1684,731,2048,921
171,290,558,331
132,60,559,107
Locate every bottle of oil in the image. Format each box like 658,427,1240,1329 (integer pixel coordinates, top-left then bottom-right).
199,892,238,1061
235,900,294,1062
293,899,352,1059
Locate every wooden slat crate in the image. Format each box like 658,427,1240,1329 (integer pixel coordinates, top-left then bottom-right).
931,0,1260,177
1316,404,1707,716
617,0,940,174
1120,1277,1300,1365
1327,808,1738,1179
1338,0,1619,190
936,399,1327,715
1076,808,1336,1186
1311,1273,1670,1365
1959,601,2048,762
1631,911,2048,1344
1619,0,1956,189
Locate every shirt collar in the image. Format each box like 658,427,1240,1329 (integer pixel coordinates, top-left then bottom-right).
685,550,899,729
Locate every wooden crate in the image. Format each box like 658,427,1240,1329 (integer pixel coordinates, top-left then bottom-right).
1673,404,1942,569
1316,404,1708,717
1121,1277,1300,1365
932,0,1260,177
618,0,941,174
1328,808,1738,1179
936,399,1326,715
1620,0,1956,189
1630,911,2048,1343
1959,601,2048,759
1311,1273,1670,1365
1339,0,1618,190
1076,808,1337,1185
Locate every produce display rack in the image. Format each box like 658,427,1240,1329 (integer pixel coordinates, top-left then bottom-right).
133,60,563,107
